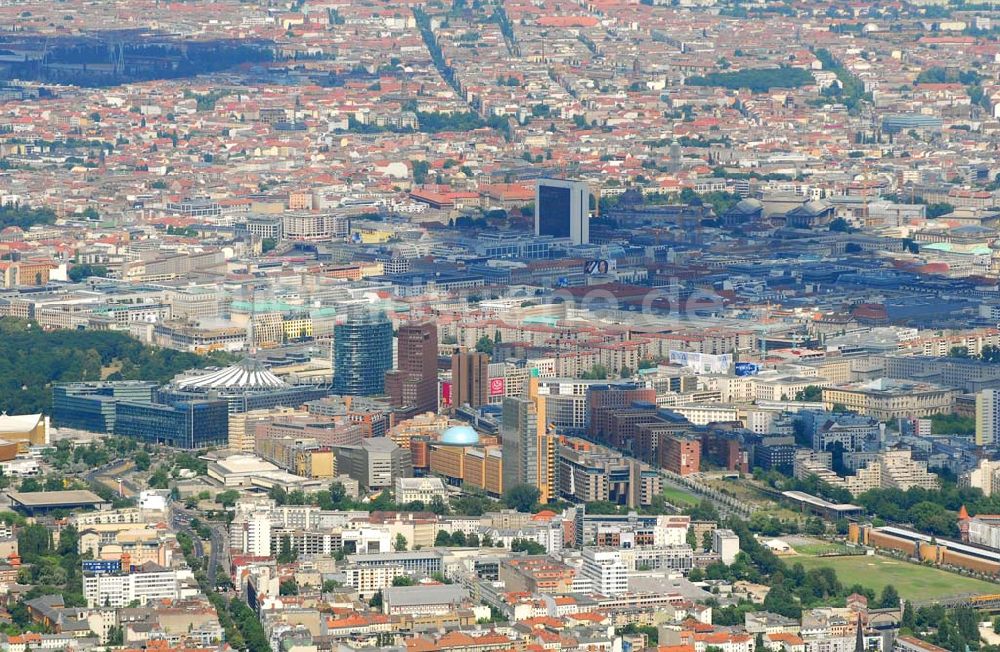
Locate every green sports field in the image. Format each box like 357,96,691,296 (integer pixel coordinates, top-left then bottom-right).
792,553,1000,601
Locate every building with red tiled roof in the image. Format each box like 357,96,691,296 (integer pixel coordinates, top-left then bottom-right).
536,16,599,27
765,632,806,651
405,630,515,652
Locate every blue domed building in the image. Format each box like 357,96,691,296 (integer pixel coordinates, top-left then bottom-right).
438,425,481,447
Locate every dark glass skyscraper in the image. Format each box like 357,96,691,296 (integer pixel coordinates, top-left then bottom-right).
534,178,589,245
333,313,394,396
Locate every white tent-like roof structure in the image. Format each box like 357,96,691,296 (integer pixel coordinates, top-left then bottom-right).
174,358,287,390
0,413,43,434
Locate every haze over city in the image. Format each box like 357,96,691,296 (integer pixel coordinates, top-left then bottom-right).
5,1,1000,652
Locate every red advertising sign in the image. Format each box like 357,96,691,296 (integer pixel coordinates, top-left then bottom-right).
489,377,505,396
441,381,452,407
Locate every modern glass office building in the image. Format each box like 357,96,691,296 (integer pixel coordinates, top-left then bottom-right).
52,381,159,433
534,178,589,245
53,359,328,448
333,313,393,396
114,399,228,449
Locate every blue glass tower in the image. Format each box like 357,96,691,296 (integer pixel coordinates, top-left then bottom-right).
333,313,393,396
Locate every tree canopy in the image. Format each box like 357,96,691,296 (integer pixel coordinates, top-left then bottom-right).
687,67,814,93
0,204,56,231
0,317,233,415
503,484,541,513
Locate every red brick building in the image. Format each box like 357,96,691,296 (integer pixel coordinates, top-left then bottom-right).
386,321,438,417
660,436,701,476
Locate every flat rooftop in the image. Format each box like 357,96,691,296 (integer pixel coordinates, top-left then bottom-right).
8,489,107,507
209,454,279,474
385,584,467,606
782,490,862,513
829,378,952,395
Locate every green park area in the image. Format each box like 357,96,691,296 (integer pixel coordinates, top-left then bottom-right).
792,552,1000,601
662,485,700,507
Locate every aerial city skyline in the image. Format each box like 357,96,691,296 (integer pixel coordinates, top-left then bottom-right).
2,0,1000,651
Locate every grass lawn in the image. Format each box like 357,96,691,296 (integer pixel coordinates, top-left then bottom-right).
790,541,852,556
662,485,700,507
705,479,760,501
792,553,1000,601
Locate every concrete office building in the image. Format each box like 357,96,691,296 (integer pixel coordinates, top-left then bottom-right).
234,510,272,556
332,437,412,490
535,378,594,434
499,556,577,595
346,551,443,576
166,286,223,322
811,414,883,453
501,377,556,503
341,564,405,600
282,211,350,241
881,355,1000,393
557,438,662,508
822,379,958,420
269,527,390,557
535,178,589,245
386,321,438,416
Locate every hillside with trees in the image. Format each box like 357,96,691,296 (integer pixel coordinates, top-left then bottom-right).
0,318,234,415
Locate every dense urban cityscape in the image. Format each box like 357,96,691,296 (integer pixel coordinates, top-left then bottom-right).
8,0,1000,651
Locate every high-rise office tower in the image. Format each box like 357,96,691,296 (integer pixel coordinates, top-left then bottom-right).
386,321,439,416
535,178,590,245
501,377,556,503
977,388,1000,446
333,313,393,396
450,349,490,409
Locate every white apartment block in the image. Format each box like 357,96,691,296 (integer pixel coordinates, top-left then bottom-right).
713,529,741,565
581,548,628,597
961,458,1000,497
795,449,938,497
653,514,691,547
977,389,1000,446
341,564,405,600
83,567,180,608
232,510,272,556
